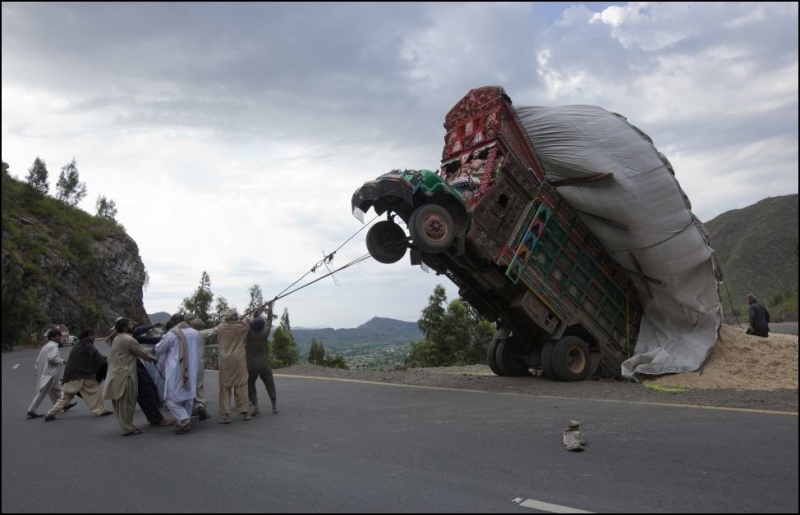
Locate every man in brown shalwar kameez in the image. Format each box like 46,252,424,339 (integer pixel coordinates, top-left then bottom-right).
102,317,157,436
215,309,256,423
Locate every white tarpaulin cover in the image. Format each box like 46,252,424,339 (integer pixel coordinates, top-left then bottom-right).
515,105,723,380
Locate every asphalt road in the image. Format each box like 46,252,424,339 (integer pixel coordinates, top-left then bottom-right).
2,345,797,513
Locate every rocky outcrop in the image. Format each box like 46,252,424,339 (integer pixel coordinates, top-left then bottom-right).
2,170,149,341
21,229,148,335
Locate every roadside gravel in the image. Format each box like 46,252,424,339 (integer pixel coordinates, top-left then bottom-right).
276,362,798,414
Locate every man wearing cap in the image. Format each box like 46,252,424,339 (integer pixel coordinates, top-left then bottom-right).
27,329,67,419
44,329,113,421
215,308,256,424
245,301,279,416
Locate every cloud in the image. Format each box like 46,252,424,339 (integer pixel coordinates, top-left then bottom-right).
3,2,797,328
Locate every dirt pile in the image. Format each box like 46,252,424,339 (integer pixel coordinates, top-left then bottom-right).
644,324,798,390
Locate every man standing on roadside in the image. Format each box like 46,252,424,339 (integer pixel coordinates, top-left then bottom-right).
45,329,113,421
27,329,69,419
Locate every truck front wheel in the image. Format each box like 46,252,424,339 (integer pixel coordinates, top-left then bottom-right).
366,221,408,264
551,336,591,382
409,204,455,253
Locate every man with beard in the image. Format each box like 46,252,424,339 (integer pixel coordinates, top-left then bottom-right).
103,317,157,436
155,313,200,434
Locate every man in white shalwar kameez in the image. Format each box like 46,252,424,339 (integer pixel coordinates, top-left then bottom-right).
155,313,199,434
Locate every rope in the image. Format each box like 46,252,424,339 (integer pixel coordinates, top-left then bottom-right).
722,281,745,330
244,213,408,317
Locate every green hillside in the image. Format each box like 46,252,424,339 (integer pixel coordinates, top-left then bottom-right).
704,194,798,322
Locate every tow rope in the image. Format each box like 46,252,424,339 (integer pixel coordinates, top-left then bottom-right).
244,214,409,317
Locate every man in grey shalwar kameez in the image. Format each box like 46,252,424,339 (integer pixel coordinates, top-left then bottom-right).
27,329,67,418
155,313,200,434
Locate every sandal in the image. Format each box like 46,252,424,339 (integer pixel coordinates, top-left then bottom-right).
99,410,113,417
175,423,191,435
123,428,142,436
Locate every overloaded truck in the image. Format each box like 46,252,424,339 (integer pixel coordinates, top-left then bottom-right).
351,86,643,381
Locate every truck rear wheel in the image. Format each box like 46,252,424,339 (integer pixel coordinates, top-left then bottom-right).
486,337,503,376
366,220,408,264
551,336,591,382
540,341,555,379
496,336,530,376
409,204,455,253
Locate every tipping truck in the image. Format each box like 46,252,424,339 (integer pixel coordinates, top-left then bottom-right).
350,86,642,381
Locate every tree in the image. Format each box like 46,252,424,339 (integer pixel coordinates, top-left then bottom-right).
181,271,214,322
323,354,349,369
25,157,49,196
95,195,118,220
308,338,325,364
406,284,494,367
418,284,448,345
270,307,300,368
55,157,87,207
246,284,264,315
210,295,230,326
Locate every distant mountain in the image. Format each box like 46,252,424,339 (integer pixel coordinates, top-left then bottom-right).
292,317,422,356
143,313,422,356
148,312,171,325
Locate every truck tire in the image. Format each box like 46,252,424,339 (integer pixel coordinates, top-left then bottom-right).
496,336,530,376
486,337,503,376
366,221,407,264
540,341,555,379
409,204,455,253
551,336,591,382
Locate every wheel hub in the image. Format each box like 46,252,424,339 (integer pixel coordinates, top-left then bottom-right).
421,215,447,241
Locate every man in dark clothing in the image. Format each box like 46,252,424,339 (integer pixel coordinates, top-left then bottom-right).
132,323,174,427
746,293,771,338
245,302,278,416
44,329,113,421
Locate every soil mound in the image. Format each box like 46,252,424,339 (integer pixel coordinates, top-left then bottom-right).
644,324,798,390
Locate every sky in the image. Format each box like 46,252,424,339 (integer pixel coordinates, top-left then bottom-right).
3,2,798,329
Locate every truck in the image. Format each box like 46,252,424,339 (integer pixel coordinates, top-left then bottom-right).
350,86,643,381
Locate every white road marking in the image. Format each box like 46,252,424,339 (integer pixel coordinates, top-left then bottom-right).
513,497,593,513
